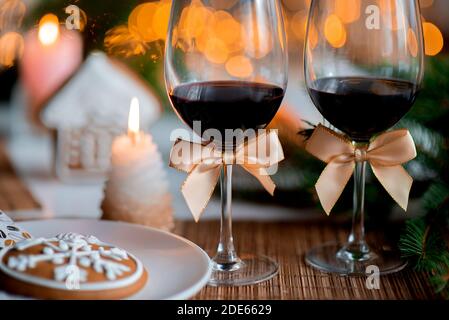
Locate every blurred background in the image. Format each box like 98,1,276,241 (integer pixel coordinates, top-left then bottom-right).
0,0,447,223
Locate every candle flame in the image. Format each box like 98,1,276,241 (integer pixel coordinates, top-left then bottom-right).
38,14,60,46
128,97,140,137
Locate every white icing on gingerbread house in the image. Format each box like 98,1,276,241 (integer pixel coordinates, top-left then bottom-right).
41,52,161,182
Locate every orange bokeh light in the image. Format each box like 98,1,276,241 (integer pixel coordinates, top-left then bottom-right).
180,1,213,41
212,11,242,47
129,2,158,42
0,31,24,67
152,1,172,40
204,37,229,64
334,0,361,24
225,55,254,78
423,22,444,56
290,10,308,40
324,14,346,48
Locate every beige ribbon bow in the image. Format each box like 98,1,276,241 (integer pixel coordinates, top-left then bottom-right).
169,131,284,222
306,125,417,215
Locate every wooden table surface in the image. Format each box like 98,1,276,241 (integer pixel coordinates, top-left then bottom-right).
176,221,438,300
0,142,438,300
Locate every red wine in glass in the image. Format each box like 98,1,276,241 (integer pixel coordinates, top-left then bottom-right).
308,77,419,142
169,81,285,141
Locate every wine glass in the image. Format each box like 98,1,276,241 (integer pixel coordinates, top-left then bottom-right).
304,0,424,275
165,0,288,286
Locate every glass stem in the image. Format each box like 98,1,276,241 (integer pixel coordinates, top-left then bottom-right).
340,144,371,261
212,164,241,270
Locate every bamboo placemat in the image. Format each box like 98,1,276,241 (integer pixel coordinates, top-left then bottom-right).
175,221,437,300
0,142,436,299
0,142,41,212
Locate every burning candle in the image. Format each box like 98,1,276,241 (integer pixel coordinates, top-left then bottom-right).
111,97,154,165
102,97,173,230
128,97,141,145
20,13,83,126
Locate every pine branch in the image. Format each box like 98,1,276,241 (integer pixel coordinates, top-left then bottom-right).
400,186,449,298
400,218,449,280
422,183,449,212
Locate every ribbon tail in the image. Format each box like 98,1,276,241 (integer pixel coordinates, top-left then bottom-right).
181,165,222,222
243,167,276,196
371,165,413,211
316,162,355,215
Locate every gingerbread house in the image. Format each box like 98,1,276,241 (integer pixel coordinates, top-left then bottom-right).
41,52,161,183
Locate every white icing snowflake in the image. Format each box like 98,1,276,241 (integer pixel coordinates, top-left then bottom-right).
6,233,131,282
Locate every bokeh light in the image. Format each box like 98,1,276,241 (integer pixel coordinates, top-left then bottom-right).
0,31,24,67
38,14,60,46
129,2,159,42
324,14,346,48
334,0,360,24
152,1,172,40
423,22,444,56
212,11,242,49
204,37,229,64
290,10,308,40
225,55,253,78
103,0,446,62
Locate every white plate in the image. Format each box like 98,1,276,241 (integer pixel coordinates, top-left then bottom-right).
4,219,212,300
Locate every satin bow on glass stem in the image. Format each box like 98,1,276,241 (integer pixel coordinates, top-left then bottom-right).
306,125,417,215
169,131,284,222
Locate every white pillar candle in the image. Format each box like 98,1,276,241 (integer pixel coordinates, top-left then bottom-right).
102,98,173,230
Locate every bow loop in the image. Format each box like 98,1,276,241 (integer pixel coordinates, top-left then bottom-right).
306,125,354,163
367,130,417,167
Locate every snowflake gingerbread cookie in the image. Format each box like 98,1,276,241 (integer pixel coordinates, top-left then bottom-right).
0,211,32,250
0,233,147,299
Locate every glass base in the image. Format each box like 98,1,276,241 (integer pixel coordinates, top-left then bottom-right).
305,242,407,276
208,254,279,286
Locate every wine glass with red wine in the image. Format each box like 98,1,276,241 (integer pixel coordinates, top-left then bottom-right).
304,0,424,275
165,0,288,286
